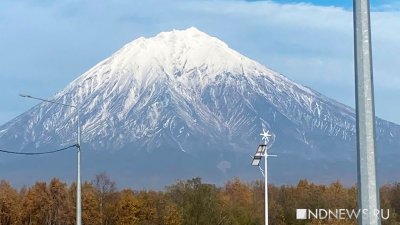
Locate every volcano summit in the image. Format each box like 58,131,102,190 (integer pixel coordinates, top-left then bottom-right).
0,27,399,187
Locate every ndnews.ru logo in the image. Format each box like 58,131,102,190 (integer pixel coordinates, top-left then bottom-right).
296,209,390,220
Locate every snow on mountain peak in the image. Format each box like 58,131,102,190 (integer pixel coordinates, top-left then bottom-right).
70,27,278,89
55,27,289,106
153,27,217,42
112,27,252,77
51,27,321,129
11,27,332,148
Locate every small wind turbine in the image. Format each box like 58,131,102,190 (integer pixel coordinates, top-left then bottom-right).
260,128,272,145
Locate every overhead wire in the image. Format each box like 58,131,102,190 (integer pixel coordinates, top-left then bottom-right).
0,144,77,155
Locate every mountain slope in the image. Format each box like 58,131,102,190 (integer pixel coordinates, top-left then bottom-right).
0,27,399,187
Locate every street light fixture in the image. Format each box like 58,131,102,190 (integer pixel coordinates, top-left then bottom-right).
251,129,277,225
20,94,82,225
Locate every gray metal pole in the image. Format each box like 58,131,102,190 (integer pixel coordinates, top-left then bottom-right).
76,107,82,225
19,94,83,225
264,153,268,225
353,0,381,225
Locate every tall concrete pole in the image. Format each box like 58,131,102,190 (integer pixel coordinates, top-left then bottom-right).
353,0,381,224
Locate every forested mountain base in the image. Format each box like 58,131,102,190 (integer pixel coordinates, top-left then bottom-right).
0,175,399,225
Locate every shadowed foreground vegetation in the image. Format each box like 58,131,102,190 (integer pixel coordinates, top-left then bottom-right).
0,174,399,225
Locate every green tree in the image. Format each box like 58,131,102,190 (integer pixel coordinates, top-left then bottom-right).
166,177,224,225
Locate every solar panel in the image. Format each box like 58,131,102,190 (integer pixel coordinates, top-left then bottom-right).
251,144,266,166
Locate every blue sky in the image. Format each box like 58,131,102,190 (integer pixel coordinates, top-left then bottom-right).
271,0,399,9
0,0,399,125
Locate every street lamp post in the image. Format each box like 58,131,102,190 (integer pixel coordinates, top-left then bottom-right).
251,129,277,225
20,94,82,225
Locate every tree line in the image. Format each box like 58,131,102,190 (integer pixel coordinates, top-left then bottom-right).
0,174,399,225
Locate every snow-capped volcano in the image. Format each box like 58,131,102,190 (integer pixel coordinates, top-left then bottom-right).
0,27,399,187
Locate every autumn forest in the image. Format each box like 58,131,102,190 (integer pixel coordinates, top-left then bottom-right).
1,174,400,225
